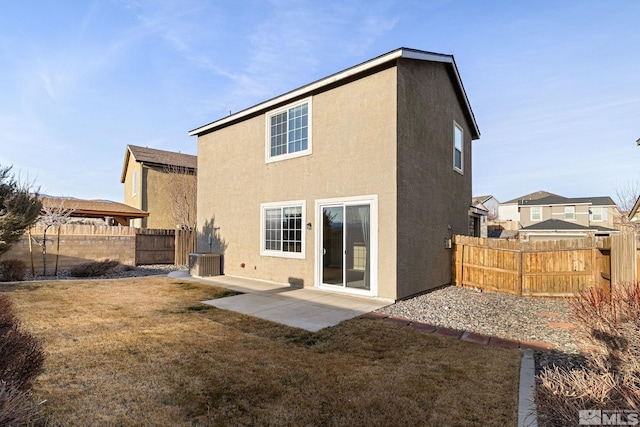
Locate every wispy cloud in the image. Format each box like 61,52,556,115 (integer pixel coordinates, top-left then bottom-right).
116,0,399,118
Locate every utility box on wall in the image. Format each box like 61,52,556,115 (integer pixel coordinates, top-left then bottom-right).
189,253,222,277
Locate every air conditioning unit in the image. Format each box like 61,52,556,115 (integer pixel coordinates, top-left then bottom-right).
189,253,222,277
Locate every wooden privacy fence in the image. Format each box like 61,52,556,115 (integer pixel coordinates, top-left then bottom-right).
1,225,198,272
135,228,196,265
452,234,637,299
175,229,197,266
135,229,175,265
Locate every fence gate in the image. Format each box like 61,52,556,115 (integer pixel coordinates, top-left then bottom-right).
174,229,196,266
610,233,637,286
135,229,175,265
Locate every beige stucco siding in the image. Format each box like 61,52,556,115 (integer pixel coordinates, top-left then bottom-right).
197,67,399,298
520,204,616,229
123,161,143,227
396,59,474,298
144,166,196,229
124,159,197,229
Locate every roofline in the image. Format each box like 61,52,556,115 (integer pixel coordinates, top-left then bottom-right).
121,145,197,183
630,196,640,219
188,47,480,139
520,200,616,207
70,209,149,218
120,146,132,183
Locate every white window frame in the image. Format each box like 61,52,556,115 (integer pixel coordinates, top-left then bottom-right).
265,97,312,163
132,170,137,197
590,207,606,222
314,194,379,297
260,200,306,259
453,121,463,174
530,206,542,221
564,206,575,221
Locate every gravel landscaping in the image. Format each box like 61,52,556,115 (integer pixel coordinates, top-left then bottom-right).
376,285,588,376
377,285,579,353
24,264,186,281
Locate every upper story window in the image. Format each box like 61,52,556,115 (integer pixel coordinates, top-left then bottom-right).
260,201,305,259
266,98,312,163
453,122,463,173
590,207,607,222
132,170,137,197
564,206,575,220
531,206,542,221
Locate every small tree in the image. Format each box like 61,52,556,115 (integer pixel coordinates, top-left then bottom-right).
0,166,42,257
614,179,640,231
162,164,196,230
36,197,76,275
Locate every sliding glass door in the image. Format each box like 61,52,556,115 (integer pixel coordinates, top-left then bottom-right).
321,203,371,291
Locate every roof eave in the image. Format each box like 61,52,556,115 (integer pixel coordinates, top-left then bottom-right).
72,209,149,219
629,196,640,219
189,48,480,138
120,146,133,183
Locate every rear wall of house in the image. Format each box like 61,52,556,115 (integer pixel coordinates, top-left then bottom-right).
396,59,475,298
197,66,400,299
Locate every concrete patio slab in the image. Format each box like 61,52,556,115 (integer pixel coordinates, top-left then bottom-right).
190,274,390,332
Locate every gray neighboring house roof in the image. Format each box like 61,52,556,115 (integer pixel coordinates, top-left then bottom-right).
521,219,590,231
472,195,497,205
521,218,618,233
127,145,196,169
519,195,616,207
502,191,562,204
120,145,197,183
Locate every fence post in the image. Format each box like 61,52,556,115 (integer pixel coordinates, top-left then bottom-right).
452,235,464,287
518,248,523,297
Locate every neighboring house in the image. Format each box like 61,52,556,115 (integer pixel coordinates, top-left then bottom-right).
469,198,488,238
189,47,480,301
41,196,148,226
473,195,499,220
498,190,560,222
518,195,619,241
121,145,197,229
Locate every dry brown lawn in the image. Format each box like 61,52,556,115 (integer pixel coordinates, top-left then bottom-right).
2,277,521,426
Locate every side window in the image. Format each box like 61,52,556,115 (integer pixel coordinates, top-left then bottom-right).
132,170,137,197
590,207,606,222
531,206,542,221
564,206,575,220
266,98,312,162
453,122,463,173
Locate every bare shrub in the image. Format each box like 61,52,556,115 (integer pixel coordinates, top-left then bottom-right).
0,383,42,426
0,259,27,282
535,282,640,425
69,259,120,277
0,294,45,425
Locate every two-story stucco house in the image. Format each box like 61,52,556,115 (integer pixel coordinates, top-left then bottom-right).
121,145,197,229
189,48,480,301
518,195,619,241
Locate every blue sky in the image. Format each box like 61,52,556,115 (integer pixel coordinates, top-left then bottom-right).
1,1,638,204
